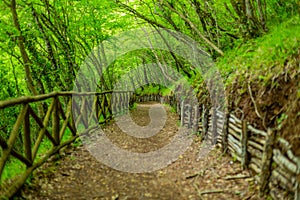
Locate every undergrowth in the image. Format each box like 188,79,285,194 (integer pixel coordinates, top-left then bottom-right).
217,15,300,86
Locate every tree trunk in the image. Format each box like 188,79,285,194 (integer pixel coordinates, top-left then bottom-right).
10,0,38,96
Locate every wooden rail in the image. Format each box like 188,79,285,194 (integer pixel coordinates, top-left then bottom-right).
0,91,133,199
2,91,297,199
179,99,300,200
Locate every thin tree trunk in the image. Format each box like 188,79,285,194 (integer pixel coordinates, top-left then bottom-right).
162,1,224,56
10,0,38,96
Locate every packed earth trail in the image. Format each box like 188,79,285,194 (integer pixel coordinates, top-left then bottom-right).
19,103,261,200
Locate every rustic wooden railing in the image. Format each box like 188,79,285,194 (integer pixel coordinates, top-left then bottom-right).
2,91,297,199
0,91,133,199
178,99,300,200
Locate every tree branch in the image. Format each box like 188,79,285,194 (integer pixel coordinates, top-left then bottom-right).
161,1,224,56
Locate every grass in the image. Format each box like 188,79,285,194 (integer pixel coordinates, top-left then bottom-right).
216,15,300,85
1,157,26,182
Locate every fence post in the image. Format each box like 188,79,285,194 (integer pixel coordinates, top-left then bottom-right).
295,182,300,200
222,112,229,153
160,96,164,104
24,105,32,163
101,94,107,120
187,100,193,129
241,120,249,169
259,128,276,197
52,96,60,145
193,105,200,133
125,92,128,110
212,105,218,145
176,97,180,115
180,99,185,127
202,105,209,139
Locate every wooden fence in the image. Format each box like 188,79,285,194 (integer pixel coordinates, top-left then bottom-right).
1,92,298,199
174,96,300,200
0,91,132,199
138,94,300,199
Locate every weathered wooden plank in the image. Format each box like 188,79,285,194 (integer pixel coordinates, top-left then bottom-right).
247,124,267,137
221,112,229,152
248,140,264,151
59,99,76,136
248,135,265,147
248,145,263,159
229,114,242,127
0,91,126,109
59,98,74,141
228,146,242,162
260,129,276,197
241,120,249,169
180,100,185,126
295,182,300,200
31,99,56,160
250,157,262,169
249,162,261,174
193,105,200,133
273,149,298,174
228,126,241,141
271,168,295,191
228,134,241,148
212,105,218,144
228,122,242,136
278,138,300,172
52,97,60,145
23,105,32,163
90,96,100,121
228,134,242,155
202,105,209,138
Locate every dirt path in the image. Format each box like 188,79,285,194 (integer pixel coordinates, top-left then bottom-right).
20,103,260,200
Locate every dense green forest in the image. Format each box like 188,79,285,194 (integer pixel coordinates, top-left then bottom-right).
0,0,299,197
0,0,298,98
1,0,299,135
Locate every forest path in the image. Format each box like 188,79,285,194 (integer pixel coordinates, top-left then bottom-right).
20,103,260,200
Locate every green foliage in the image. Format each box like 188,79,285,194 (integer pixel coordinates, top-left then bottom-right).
277,113,288,129
163,103,176,114
130,103,138,110
232,153,238,163
216,15,300,85
1,157,26,182
266,0,300,25
135,84,171,96
0,0,299,193
161,87,174,96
